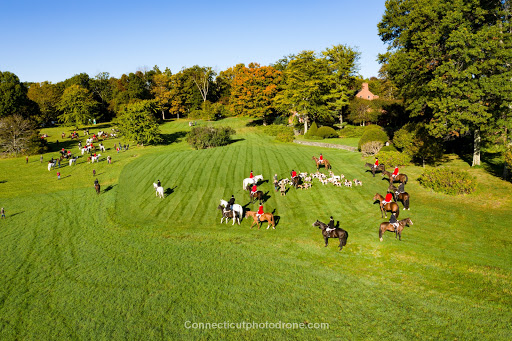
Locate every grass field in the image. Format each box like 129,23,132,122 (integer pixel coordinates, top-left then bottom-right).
0,118,511,340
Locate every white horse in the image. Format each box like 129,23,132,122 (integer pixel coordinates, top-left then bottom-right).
47,162,56,171
220,199,243,225
69,157,77,166
91,154,101,163
153,183,164,198
99,144,105,152
242,174,264,190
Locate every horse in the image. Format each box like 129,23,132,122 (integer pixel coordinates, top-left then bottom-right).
217,205,241,225
382,170,408,185
388,185,410,210
291,176,301,189
365,163,385,177
91,154,101,163
373,193,400,218
379,218,413,241
219,200,244,224
94,183,100,195
312,220,349,251
312,156,331,170
249,190,264,204
242,175,264,190
153,183,164,198
245,211,275,229
69,157,77,166
47,161,56,171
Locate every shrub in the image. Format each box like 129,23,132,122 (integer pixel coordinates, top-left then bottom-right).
380,144,398,152
376,151,411,167
418,168,477,195
338,125,366,138
305,122,318,138
261,125,293,137
316,126,338,139
358,126,389,151
186,126,235,150
361,141,384,157
276,130,294,142
272,115,288,125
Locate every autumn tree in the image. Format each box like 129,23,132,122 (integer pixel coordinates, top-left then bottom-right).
151,72,172,120
0,115,36,155
230,63,282,122
57,85,98,129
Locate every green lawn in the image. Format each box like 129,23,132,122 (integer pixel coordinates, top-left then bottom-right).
0,118,511,340
295,135,360,148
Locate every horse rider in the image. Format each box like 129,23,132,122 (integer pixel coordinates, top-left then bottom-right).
157,179,161,188
228,195,235,210
291,169,297,180
389,213,399,232
374,157,379,169
256,202,264,222
395,182,405,196
249,170,254,179
382,192,393,205
94,178,99,186
251,184,258,196
392,166,399,179
319,153,324,164
326,216,335,233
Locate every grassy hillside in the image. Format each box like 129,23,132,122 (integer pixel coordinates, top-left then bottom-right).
0,118,511,340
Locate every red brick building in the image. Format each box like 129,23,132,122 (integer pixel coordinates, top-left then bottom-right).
355,83,379,100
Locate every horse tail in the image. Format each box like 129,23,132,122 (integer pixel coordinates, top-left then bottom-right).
379,225,383,240
270,214,275,227
404,174,408,184
342,230,348,246
405,196,410,209
394,205,399,219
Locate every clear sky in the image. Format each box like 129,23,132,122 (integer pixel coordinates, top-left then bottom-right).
0,0,389,83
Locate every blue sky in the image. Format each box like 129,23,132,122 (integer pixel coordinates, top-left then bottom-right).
0,0,389,83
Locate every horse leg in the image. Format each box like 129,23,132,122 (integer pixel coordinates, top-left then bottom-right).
324,236,329,247
338,237,343,251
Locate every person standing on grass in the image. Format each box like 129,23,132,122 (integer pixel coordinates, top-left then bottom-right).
93,169,96,177
273,173,278,191
40,155,43,163
26,156,28,164
57,171,61,180
1,207,5,219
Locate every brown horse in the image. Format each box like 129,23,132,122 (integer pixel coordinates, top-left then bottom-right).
312,220,348,251
245,211,275,229
382,170,408,185
388,185,410,210
312,156,331,170
249,190,264,204
365,163,385,177
94,183,100,195
373,193,400,218
379,218,413,241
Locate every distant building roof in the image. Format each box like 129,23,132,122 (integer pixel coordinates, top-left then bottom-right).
355,83,379,100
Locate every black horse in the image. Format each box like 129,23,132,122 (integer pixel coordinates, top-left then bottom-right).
291,176,301,189
312,220,349,251
94,183,100,195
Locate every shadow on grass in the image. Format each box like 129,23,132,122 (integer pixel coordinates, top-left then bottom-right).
165,186,177,196
103,184,116,193
8,211,24,218
159,131,188,145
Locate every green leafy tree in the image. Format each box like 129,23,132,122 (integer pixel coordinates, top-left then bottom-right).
57,85,98,129
27,81,62,124
322,44,360,125
378,0,512,166
0,71,32,117
115,100,161,145
274,51,330,133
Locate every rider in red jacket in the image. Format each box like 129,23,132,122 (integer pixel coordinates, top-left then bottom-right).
249,170,253,179
251,185,257,194
374,157,379,167
383,192,393,204
291,170,297,178
256,203,264,221
319,153,324,164
392,166,399,178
